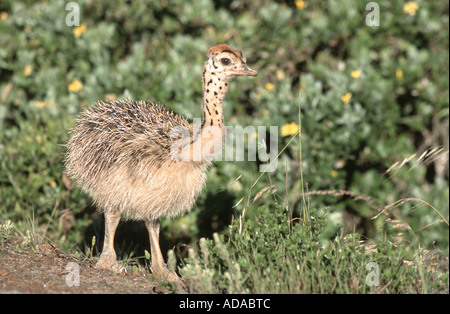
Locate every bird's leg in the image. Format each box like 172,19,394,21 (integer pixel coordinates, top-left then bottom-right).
145,219,179,282
96,210,125,272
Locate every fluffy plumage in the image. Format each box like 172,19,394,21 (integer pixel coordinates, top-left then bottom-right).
65,100,206,220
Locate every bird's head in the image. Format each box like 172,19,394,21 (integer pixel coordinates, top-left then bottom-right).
205,44,257,81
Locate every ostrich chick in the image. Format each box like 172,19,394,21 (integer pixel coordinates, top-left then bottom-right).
65,44,257,282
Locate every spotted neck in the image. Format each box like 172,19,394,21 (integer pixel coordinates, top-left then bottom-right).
202,66,229,128
198,65,230,161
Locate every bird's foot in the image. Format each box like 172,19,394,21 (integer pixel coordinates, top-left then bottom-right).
152,266,186,292
95,253,126,273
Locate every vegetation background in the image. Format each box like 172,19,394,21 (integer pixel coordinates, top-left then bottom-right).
0,0,448,293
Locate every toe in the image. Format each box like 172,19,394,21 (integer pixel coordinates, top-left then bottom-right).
96,256,126,273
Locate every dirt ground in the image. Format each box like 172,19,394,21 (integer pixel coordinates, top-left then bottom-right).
0,238,166,294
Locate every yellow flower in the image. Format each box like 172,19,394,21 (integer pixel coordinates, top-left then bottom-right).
281,122,299,137
330,170,338,178
34,101,53,108
295,0,307,10
24,65,33,77
73,23,87,38
265,82,274,91
350,70,361,79
403,2,419,16
263,109,269,116
395,68,403,80
49,180,57,187
68,80,83,93
341,92,352,104
0,12,8,20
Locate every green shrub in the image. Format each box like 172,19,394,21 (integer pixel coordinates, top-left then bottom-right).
0,0,448,292
179,204,447,293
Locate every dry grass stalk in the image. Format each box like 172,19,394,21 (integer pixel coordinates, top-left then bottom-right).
384,146,448,176
372,197,449,227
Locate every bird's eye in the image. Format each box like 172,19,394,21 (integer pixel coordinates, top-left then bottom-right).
220,58,231,66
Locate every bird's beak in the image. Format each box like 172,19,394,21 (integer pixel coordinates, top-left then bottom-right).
231,64,258,77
